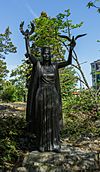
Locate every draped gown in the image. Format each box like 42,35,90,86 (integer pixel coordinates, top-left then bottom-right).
35,61,61,151
26,55,72,151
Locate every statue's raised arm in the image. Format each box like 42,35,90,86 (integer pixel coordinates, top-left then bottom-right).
58,33,87,68
20,21,36,64
20,21,35,36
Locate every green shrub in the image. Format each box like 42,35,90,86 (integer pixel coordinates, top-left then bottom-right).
62,88,99,139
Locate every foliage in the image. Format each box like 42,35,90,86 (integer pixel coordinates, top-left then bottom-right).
30,11,65,61
1,61,28,102
87,0,100,13
0,81,16,102
0,113,26,168
0,27,16,59
0,103,37,169
60,66,77,96
62,88,99,140
0,87,100,168
0,27,17,97
0,60,9,91
1,78,27,102
56,9,83,34
10,62,28,102
59,65,99,140
30,10,83,60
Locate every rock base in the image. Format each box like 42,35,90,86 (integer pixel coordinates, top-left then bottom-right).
17,144,100,172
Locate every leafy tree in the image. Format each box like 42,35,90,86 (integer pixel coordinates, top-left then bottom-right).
20,10,83,85
30,10,83,60
54,11,89,89
29,11,65,62
0,60,9,91
0,27,17,97
10,62,28,102
0,27,16,59
1,81,16,102
60,67,77,96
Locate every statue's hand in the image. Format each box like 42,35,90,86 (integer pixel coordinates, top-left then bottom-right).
70,36,76,50
20,21,24,28
69,34,87,50
20,21,25,35
20,21,35,36
58,33,87,50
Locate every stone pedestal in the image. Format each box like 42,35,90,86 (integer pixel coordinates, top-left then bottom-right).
12,143,100,171
22,151,66,172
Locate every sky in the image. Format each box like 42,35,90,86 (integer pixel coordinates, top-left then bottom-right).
0,0,100,86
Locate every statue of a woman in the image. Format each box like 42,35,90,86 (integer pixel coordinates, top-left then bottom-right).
20,22,76,152
26,44,76,152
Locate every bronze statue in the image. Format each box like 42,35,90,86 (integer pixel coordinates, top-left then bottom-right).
20,21,85,152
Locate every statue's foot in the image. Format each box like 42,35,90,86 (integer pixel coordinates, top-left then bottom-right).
37,143,61,153
38,146,45,152
52,144,61,153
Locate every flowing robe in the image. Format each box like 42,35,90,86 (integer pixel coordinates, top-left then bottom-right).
26,61,62,151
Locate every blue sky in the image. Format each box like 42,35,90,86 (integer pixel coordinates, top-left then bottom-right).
0,0,100,86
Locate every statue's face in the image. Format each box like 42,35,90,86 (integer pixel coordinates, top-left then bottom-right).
42,48,51,61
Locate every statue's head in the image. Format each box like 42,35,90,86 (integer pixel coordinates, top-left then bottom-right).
41,47,51,63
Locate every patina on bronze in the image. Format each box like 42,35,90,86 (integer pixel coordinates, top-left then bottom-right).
20,22,83,152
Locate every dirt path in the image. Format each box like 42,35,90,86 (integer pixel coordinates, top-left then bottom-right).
0,102,26,118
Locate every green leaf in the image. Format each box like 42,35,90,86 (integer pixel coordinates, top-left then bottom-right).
87,2,94,8
97,8,100,12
